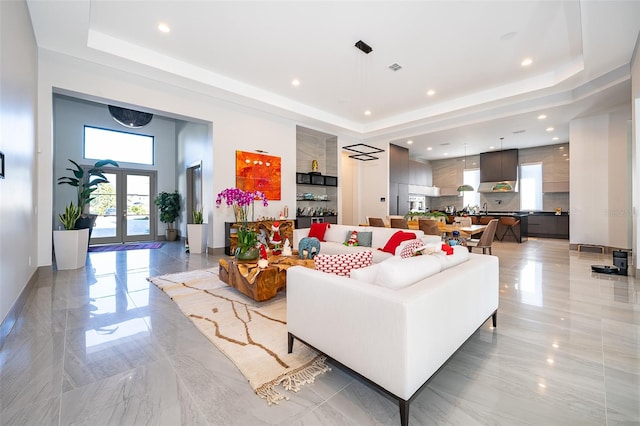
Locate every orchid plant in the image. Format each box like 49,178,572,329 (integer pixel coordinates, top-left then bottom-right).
216,188,269,255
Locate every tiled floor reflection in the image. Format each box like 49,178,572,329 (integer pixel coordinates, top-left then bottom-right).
0,239,638,425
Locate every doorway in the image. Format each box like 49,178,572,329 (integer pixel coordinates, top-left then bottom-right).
90,169,157,244
186,161,203,223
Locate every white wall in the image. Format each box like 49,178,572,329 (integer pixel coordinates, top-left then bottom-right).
176,120,213,246
570,107,632,249
631,35,639,272
0,0,38,325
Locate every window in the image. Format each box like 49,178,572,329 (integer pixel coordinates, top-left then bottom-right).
84,126,154,165
463,169,480,208
520,163,543,211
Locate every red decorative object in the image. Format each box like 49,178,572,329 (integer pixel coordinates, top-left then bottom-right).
441,244,454,255
308,222,331,241
379,231,417,254
270,221,282,255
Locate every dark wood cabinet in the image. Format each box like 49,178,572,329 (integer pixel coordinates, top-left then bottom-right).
527,215,569,239
480,149,518,182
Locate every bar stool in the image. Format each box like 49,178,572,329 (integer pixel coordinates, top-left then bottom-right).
499,217,520,242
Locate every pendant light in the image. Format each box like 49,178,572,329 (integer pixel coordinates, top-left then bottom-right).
457,144,475,192
492,137,513,191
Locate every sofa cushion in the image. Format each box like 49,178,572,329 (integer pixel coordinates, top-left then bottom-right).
432,245,470,269
372,255,442,289
349,263,379,282
308,222,330,241
314,251,374,277
379,231,417,254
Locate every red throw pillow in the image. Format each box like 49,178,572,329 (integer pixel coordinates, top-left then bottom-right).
308,222,331,242
379,231,417,254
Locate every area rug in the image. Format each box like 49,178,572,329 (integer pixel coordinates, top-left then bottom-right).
89,242,164,252
147,267,330,404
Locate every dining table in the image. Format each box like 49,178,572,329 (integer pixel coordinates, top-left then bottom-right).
407,221,487,238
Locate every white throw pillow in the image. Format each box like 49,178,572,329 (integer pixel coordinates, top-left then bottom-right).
349,263,380,283
373,255,442,290
433,245,470,269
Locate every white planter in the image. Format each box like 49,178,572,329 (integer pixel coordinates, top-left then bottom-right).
53,228,89,270
187,224,208,254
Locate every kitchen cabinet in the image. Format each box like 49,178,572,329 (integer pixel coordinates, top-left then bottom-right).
527,214,569,239
389,144,410,215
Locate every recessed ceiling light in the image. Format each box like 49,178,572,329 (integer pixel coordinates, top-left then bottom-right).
443,153,448,156
427,147,432,151
546,127,554,132
427,89,436,96
364,110,372,116
538,114,547,120
558,146,564,150
552,137,559,141
521,58,533,67
158,23,171,33
489,146,495,150
407,140,413,144
291,79,300,86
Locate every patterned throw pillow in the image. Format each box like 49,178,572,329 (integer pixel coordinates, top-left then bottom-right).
314,251,374,277
399,239,425,258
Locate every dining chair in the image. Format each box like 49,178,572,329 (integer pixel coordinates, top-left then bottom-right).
368,217,386,227
418,219,441,236
499,217,521,242
466,219,498,255
479,216,495,225
454,217,472,227
390,218,409,229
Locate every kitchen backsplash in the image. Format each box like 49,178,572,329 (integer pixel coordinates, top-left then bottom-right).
433,191,569,213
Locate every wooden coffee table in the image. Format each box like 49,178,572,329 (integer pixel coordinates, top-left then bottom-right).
219,255,314,301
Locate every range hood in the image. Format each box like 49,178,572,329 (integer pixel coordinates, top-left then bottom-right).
478,149,518,193
477,181,518,193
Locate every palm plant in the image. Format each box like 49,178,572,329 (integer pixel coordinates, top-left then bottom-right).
57,158,119,214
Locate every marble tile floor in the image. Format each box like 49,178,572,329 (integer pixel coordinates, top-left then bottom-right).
0,238,638,425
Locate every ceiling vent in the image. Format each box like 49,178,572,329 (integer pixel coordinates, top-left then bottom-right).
108,105,153,128
388,63,402,71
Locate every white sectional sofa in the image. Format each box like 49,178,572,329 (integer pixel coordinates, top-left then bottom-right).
293,223,442,263
286,247,499,426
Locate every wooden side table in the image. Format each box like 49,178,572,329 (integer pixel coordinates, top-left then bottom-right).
219,255,314,302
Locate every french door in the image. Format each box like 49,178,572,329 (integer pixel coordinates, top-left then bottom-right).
89,170,157,245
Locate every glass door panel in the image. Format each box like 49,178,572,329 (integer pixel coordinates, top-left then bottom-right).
89,170,156,245
125,174,152,241
91,172,119,242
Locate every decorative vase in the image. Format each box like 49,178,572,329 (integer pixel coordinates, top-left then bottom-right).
236,246,259,261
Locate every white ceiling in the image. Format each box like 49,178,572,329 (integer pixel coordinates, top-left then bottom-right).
26,0,640,160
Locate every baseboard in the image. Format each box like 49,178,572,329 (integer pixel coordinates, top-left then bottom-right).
0,267,40,349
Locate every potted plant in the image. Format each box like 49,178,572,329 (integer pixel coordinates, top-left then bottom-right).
187,209,208,254
154,191,181,241
53,202,90,270
57,158,119,235
216,188,268,260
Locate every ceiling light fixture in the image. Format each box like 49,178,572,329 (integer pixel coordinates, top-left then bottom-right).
407,140,413,145
108,105,153,128
291,79,300,86
521,58,533,67
552,137,559,141
457,144,475,192
427,89,436,96
492,137,513,191
546,127,554,132
158,23,170,33
538,114,547,120
342,143,384,161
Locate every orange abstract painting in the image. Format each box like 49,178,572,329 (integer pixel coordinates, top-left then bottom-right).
235,151,281,200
